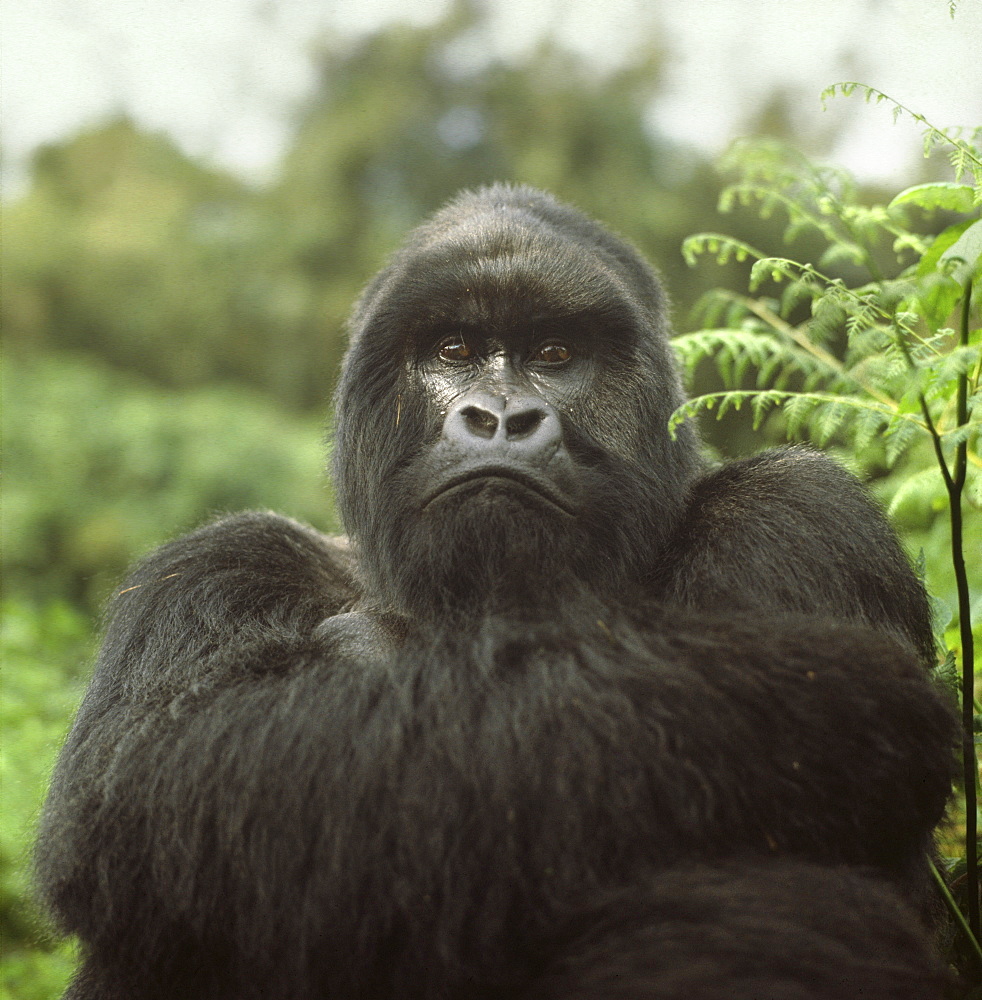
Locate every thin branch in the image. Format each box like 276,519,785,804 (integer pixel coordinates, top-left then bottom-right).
930,859,982,964
953,278,979,943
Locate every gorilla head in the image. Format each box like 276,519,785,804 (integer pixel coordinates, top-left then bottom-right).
332,186,700,620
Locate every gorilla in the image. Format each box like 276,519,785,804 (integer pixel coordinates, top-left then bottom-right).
37,185,956,999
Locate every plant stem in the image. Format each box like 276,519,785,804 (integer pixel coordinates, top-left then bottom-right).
931,858,982,964
915,276,979,949
952,277,979,944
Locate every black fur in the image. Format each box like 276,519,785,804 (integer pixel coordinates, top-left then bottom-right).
37,186,955,999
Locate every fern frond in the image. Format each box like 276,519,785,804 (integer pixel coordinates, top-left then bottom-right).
886,465,946,518
883,413,922,466
681,234,763,267
672,328,843,390
818,241,867,270
927,344,982,391
939,423,980,450
853,403,894,453
722,182,846,246
668,390,919,442
823,83,982,185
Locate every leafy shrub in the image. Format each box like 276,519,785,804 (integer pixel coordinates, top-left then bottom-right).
0,598,90,1000
2,351,337,613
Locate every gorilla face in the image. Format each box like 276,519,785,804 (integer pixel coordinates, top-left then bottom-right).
333,186,700,619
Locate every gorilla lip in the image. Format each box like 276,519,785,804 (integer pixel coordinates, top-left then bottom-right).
424,467,575,515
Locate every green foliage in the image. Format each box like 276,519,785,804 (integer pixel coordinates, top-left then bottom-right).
677,88,981,976
678,118,978,445
677,240,980,471
822,84,982,191
2,352,336,613
0,599,89,1000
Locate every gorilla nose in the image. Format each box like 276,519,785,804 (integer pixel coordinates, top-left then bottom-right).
444,394,562,456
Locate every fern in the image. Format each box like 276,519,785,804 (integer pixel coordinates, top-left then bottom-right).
678,103,979,467
676,88,981,971
822,83,982,190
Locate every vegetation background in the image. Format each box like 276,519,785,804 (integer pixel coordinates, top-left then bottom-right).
2,2,978,996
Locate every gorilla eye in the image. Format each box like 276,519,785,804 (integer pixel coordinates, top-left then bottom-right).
437,335,476,362
532,341,572,365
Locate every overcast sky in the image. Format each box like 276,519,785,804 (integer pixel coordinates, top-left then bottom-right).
3,0,981,196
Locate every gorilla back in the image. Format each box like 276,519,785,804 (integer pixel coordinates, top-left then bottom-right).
37,186,955,1000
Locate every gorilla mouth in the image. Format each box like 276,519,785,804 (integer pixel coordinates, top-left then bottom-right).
424,468,575,515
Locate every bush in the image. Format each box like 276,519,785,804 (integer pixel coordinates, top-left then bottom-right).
2,351,337,613
0,598,90,1000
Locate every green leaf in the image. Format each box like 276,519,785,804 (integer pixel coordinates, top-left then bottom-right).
889,182,976,214
939,218,982,279
749,259,774,290
918,227,964,276
914,221,978,327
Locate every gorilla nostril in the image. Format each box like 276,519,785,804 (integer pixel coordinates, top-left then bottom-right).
461,405,499,439
505,409,545,440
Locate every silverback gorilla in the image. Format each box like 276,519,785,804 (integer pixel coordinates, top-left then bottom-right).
37,186,956,999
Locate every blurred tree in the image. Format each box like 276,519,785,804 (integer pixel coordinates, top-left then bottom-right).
1,354,334,612
2,121,265,386
3,3,743,412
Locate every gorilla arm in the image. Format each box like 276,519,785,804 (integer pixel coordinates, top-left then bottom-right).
35,512,363,988
35,513,955,994
664,446,936,663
